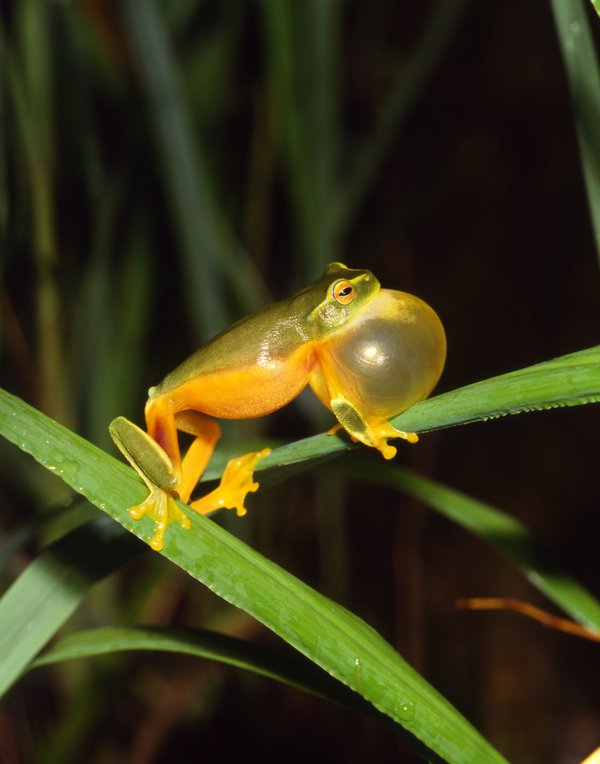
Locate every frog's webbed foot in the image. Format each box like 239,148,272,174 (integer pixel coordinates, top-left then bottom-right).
329,396,418,460
368,420,418,460
129,488,191,551
190,448,271,516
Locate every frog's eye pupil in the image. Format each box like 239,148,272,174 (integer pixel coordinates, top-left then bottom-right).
333,280,355,305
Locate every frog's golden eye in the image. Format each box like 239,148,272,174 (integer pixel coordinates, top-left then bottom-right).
332,280,355,305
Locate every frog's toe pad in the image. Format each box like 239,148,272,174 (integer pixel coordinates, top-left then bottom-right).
190,448,271,517
371,422,418,459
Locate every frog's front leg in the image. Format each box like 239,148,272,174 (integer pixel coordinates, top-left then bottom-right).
309,359,417,460
109,415,191,551
329,395,418,460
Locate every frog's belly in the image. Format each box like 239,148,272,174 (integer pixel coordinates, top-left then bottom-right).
170,351,315,420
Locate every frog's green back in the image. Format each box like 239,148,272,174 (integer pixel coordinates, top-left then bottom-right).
152,263,377,399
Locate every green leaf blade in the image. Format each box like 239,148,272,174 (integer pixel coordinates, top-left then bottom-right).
550,0,600,263
3,341,597,761
0,386,507,763
394,345,600,433
0,520,140,699
214,345,600,480
32,625,376,712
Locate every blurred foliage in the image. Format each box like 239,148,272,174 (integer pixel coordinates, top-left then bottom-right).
1,0,600,762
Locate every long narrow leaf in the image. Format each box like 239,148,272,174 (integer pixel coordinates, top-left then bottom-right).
120,0,266,336
1,342,598,760
0,518,141,699
206,344,600,481
0,388,506,763
260,1,343,276
550,0,600,263
120,0,225,336
31,625,387,718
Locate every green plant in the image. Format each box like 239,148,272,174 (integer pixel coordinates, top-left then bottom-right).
1,1,599,762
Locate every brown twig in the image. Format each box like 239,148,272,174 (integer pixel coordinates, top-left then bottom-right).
457,597,600,643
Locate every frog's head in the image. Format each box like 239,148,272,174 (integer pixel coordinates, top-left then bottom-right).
306,262,380,340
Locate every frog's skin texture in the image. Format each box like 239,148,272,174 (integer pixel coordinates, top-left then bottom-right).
109,262,446,550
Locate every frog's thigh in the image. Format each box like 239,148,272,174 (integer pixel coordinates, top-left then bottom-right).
174,410,221,504
145,395,182,477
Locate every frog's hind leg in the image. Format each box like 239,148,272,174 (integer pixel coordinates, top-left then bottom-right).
188,444,271,518
145,395,182,481
173,410,222,503
174,409,271,517
109,408,190,552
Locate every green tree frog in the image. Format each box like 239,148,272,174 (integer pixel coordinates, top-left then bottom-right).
110,262,446,550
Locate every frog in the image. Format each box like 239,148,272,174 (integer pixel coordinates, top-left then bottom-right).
109,262,446,551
